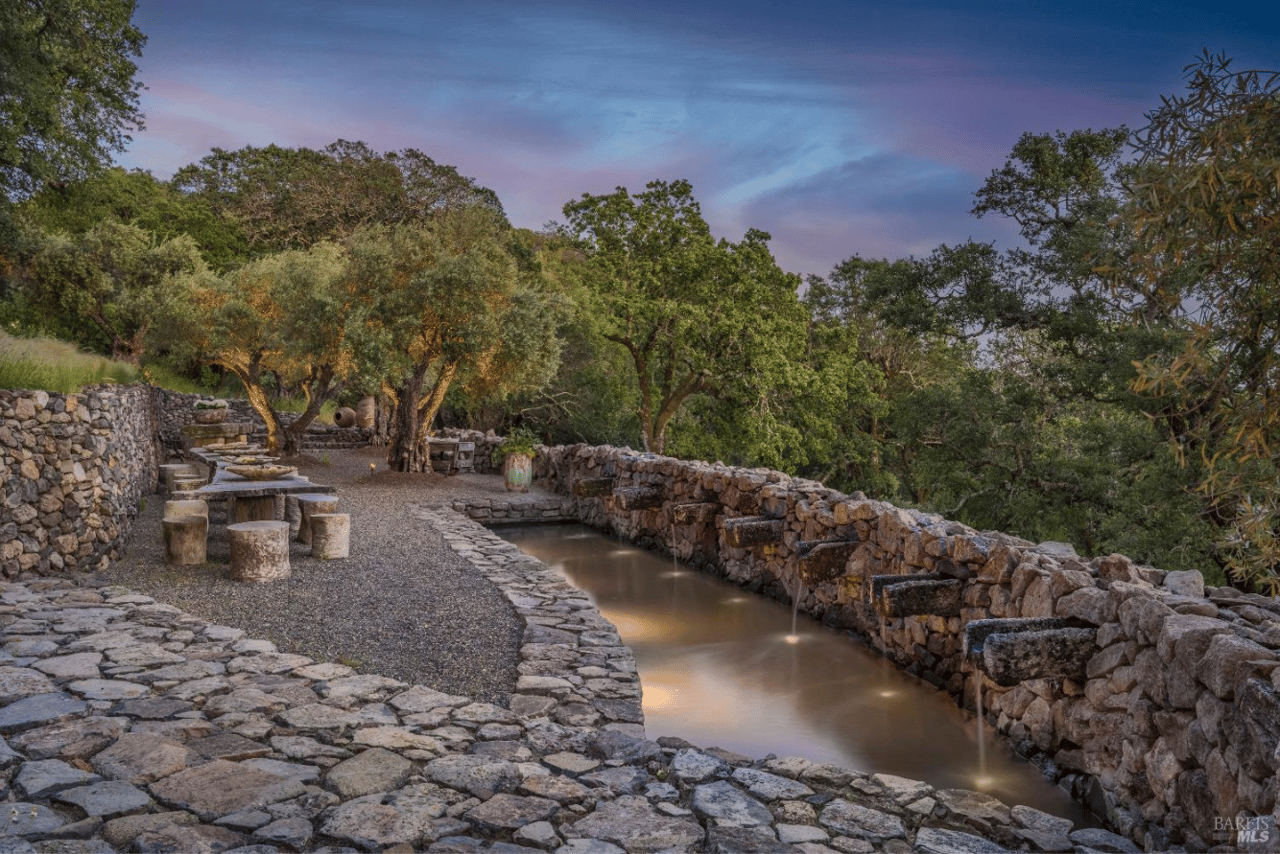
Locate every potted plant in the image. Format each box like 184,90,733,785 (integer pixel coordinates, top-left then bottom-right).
493,426,539,492
192,398,230,424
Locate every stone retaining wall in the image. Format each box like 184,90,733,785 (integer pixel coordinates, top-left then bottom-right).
0,385,160,579
531,443,1280,852
449,495,578,525
155,390,373,455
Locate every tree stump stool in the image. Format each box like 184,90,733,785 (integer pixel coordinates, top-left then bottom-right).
174,475,205,493
310,512,351,559
164,499,208,520
295,494,340,544
228,520,290,582
159,463,198,494
163,515,208,565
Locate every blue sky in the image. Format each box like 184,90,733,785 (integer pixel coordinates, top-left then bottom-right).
119,1,1279,277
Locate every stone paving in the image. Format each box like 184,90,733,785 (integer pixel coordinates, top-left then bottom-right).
0,506,1143,853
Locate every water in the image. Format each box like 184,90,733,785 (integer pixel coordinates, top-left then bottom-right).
500,522,1094,826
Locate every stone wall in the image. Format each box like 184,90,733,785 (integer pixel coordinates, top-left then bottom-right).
154,390,373,455
532,443,1280,852
0,385,160,579
450,494,578,525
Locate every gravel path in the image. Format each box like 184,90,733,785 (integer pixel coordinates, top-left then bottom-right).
98,445,534,703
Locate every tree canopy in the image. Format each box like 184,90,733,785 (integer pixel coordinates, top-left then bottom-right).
562,179,806,455
0,0,145,203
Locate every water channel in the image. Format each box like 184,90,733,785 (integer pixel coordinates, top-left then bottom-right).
499,522,1094,826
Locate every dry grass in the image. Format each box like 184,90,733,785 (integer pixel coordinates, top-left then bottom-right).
0,330,137,392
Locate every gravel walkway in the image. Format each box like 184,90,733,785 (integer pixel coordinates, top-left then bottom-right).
98,445,534,703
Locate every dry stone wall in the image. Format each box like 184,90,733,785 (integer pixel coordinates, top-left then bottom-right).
154,390,372,455
0,385,160,579
533,443,1280,852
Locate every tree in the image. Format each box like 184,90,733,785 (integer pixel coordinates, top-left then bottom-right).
159,242,381,456
22,220,203,362
562,179,806,455
1119,52,1280,588
17,167,247,269
344,209,562,471
0,0,145,202
171,140,503,254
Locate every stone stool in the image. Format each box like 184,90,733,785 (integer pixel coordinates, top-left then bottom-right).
162,515,208,565
174,475,205,493
228,520,290,582
295,494,340,545
310,513,351,559
159,463,198,494
164,499,208,520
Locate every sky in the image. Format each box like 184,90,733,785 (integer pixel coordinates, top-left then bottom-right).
119,0,1280,279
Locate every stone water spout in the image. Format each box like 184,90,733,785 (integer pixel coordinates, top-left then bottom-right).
871,573,962,619
797,540,859,585
964,618,1098,687
721,516,785,548
573,476,616,498
612,484,665,511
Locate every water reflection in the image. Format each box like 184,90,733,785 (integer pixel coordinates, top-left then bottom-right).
499,523,1093,826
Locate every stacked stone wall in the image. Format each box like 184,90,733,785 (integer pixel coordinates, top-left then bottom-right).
0,385,160,579
532,443,1280,851
154,390,373,454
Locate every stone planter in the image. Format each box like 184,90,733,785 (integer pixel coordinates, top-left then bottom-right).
502,453,533,492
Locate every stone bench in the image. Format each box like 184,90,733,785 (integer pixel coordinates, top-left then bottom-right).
159,463,199,494
310,512,351,559
228,520,290,582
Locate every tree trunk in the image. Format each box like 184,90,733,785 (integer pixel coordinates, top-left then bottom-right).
388,364,430,472
243,380,288,456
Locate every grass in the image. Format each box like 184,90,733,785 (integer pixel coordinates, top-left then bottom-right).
0,330,138,392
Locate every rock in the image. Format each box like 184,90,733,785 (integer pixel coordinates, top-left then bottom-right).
868,773,930,805
11,715,126,760
252,816,314,850
776,823,830,844
1163,569,1205,598
730,767,815,801
465,794,559,830
543,751,600,776
0,802,67,838
54,780,153,817
15,758,102,798
513,819,561,850
1010,804,1073,836
92,733,198,784
914,827,1010,853
578,765,650,794
566,795,703,852
325,747,415,798
1196,633,1275,699
706,825,791,852
31,652,103,680
320,798,437,850
691,780,774,827
519,773,594,804
351,726,443,753
1068,827,1141,852
65,678,149,701
148,759,307,821
670,747,729,783
423,754,521,799
0,666,56,703
0,691,87,733
190,732,274,761
935,789,1013,826
100,810,200,848
555,840,624,854
132,823,246,852
818,798,905,841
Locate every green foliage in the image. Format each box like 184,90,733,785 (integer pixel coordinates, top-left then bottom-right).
562,178,808,455
21,220,205,362
1119,52,1280,589
0,0,145,202
17,168,248,269
0,328,136,391
492,426,540,461
172,140,504,254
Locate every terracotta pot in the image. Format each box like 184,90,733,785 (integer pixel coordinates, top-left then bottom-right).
502,453,533,492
